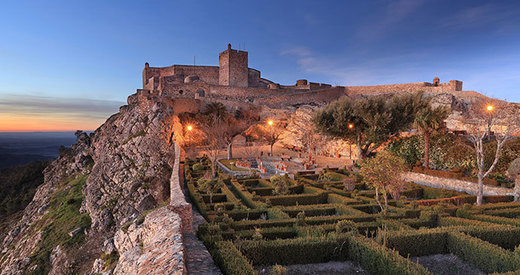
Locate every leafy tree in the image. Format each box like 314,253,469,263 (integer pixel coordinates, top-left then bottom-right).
465,101,519,205
197,178,224,204
413,104,450,168
508,158,520,201
312,92,427,159
360,151,407,213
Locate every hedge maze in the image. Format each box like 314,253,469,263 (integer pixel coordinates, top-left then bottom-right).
185,158,520,274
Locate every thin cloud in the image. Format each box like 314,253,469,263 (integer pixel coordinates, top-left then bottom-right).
440,3,520,30
0,94,124,118
280,46,312,57
357,0,426,41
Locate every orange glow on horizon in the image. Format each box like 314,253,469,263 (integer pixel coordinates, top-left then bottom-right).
0,114,101,132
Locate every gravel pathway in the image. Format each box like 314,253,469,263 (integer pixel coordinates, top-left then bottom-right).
183,201,222,274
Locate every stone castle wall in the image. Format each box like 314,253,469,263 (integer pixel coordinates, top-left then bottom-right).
253,87,345,108
345,80,463,96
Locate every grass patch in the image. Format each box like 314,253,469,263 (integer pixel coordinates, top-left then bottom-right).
27,174,91,274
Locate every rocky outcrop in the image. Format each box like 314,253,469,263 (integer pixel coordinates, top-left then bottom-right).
111,207,184,275
1,133,91,274
0,92,187,274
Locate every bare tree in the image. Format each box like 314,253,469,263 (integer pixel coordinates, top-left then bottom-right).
465,101,519,205
200,115,229,178
300,123,327,161
248,120,286,156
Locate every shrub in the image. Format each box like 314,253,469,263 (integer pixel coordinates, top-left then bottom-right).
296,212,306,226
213,241,256,275
270,264,286,275
267,207,290,220
270,175,292,195
336,220,357,234
192,163,205,171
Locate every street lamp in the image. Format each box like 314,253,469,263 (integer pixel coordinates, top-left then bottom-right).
268,120,274,126
485,105,494,140
186,125,193,145
348,123,354,159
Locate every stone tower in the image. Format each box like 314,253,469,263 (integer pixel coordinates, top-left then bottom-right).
219,44,248,87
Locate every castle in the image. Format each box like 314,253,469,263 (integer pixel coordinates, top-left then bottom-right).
139,44,469,108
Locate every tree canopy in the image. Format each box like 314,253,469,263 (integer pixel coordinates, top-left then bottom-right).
312,92,428,158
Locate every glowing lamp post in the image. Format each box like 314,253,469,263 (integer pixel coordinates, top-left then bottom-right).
348,123,354,159
186,125,193,145
486,105,494,140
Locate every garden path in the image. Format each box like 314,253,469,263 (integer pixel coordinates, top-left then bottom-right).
183,198,222,274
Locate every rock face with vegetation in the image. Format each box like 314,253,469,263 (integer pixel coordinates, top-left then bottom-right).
0,94,185,274
0,161,49,242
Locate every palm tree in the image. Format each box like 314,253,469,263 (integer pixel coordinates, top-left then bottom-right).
204,102,228,119
413,105,450,168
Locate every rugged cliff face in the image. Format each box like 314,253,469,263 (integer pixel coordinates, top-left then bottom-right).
0,93,183,274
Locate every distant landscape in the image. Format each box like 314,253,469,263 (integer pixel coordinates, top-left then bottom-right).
0,132,77,169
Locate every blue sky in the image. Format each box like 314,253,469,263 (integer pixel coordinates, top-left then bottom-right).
1,0,520,131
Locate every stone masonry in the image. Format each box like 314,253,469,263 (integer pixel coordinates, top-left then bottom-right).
140,44,486,109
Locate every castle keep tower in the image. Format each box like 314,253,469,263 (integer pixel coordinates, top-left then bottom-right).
219,44,248,87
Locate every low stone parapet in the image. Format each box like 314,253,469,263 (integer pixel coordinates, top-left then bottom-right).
402,172,514,196
170,143,192,232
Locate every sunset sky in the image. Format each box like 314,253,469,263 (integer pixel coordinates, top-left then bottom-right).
1,0,520,132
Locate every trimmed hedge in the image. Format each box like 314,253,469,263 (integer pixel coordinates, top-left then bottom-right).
223,209,267,221
265,192,328,206
238,235,349,266
485,207,520,218
230,226,297,240
327,193,361,205
229,179,261,209
384,229,448,257
447,231,520,273
213,241,257,275
283,206,336,218
347,235,431,275
469,214,520,227
463,226,520,250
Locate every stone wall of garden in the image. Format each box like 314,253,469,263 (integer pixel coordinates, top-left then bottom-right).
402,172,514,196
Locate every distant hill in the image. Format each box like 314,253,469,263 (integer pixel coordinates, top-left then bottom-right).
0,132,76,169
0,161,49,241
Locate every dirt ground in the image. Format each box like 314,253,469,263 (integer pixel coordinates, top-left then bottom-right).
192,144,353,171
256,261,368,275
411,253,484,275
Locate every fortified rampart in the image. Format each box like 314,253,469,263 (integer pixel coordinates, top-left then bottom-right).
139,44,481,109
346,79,463,97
